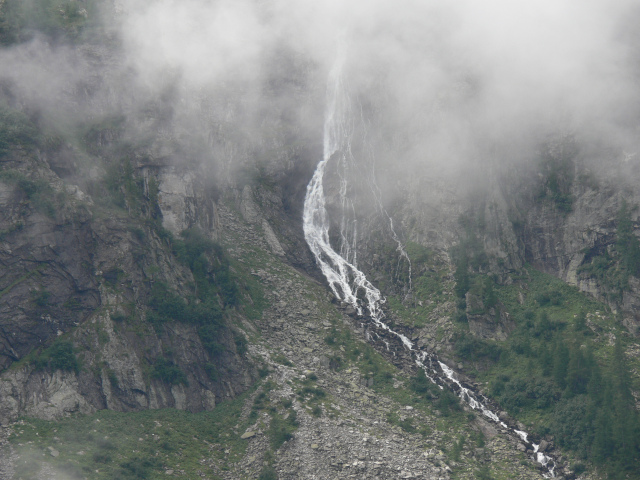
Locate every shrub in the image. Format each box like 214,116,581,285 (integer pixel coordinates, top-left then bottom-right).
198,323,224,357
616,201,640,277
172,228,239,307
328,355,343,371
32,340,79,373
129,226,146,242
116,457,161,480
106,368,119,389
92,451,112,463
454,311,468,323
475,465,494,480
234,332,247,355
269,410,298,450
150,358,188,386
147,284,227,357
573,462,586,475
258,466,278,480
436,388,462,416
410,370,431,395
453,332,502,362
32,289,51,307
451,434,465,461
103,268,123,287
49,341,79,371
204,362,219,381
537,150,575,214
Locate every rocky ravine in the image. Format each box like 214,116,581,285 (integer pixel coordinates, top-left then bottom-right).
197,203,563,480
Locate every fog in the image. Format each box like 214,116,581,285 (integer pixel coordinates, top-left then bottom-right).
1,0,639,183
120,0,640,172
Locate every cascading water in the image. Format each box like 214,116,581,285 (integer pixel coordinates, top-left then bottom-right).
303,51,556,478
302,49,386,321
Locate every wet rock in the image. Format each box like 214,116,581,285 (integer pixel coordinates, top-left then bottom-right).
344,306,357,316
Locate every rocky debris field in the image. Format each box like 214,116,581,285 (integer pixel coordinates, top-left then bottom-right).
212,205,558,480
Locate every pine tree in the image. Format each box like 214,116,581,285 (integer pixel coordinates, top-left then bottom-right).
552,338,569,390
539,342,553,377
573,310,587,333
591,406,613,463
609,338,639,472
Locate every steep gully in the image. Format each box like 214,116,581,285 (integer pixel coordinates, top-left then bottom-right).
303,51,557,478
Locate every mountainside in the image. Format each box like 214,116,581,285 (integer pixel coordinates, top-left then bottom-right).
1,1,640,480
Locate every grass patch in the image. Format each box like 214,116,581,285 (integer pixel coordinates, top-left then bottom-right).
9,389,256,479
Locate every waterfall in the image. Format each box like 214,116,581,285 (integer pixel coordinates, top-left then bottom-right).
302,51,555,478
302,49,385,321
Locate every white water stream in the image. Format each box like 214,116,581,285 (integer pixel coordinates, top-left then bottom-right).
303,51,556,478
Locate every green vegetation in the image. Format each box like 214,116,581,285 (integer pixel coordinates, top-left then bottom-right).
410,370,462,418
323,318,467,427
220,238,268,321
0,107,40,155
242,381,298,475
31,288,51,307
82,114,126,156
323,326,394,388
475,465,495,480
0,220,24,241
9,390,255,479
452,266,640,478
387,242,454,328
536,147,575,214
268,409,298,450
0,169,58,217
32,339,79,374
171,228,239,307
146,282,227,359
258,466,278,480
450,434,466,462
147,282,222,326
578,201,640,300
452,331,503,363
150,357,188,386
88,158,145,212
144,228,253,371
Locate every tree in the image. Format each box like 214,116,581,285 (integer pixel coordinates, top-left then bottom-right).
552,338,569,389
